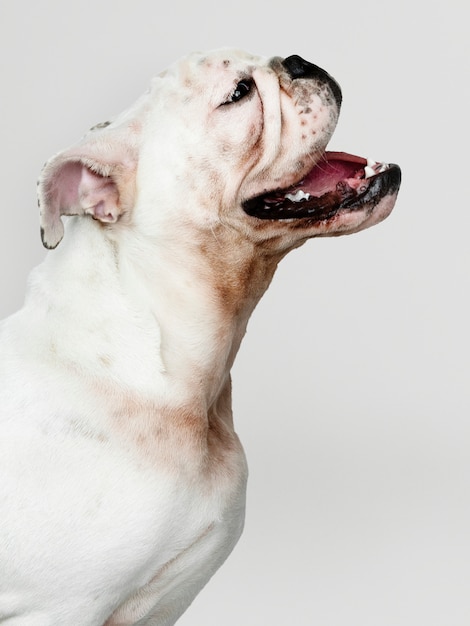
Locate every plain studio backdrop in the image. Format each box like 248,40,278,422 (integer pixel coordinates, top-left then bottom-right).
0,1,468,624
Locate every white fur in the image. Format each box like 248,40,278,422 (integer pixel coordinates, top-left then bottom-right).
0,49,397,625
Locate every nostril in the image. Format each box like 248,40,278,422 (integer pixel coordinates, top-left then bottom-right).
282,55,342,108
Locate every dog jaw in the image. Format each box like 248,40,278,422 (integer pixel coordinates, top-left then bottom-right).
242,152,401,240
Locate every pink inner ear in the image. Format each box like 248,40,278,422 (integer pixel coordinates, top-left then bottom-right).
54,161,84,210
78,167,120,223
50,161,121,223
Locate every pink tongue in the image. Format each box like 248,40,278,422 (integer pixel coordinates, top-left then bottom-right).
300,152,367,197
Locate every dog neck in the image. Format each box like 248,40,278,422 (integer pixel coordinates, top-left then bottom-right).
30,218,280,414
114,220,282,409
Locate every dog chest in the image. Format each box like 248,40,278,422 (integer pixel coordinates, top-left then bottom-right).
0,407,247,622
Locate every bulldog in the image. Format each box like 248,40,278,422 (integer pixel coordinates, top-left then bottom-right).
0,49,400,625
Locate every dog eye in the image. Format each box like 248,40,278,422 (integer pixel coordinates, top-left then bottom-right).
224,79,253,104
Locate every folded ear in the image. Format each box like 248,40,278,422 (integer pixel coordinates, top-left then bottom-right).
38,131,138,249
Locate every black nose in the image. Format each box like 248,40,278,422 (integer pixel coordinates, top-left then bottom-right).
282,55,342,108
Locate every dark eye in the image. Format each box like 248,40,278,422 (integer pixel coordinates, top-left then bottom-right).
224,79,253,104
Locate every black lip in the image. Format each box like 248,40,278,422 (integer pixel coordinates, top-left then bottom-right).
243,165,401,222
343,165,401,209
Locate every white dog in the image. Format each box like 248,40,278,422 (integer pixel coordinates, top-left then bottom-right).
0,50,400,625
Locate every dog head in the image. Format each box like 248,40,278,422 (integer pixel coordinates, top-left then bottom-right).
38,49,400,255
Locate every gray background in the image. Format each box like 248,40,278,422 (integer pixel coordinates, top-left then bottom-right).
1,1,468,624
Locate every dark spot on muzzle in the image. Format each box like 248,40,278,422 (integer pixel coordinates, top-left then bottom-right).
282,55,342,109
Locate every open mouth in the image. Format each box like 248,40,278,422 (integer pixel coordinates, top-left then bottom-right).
243,152,401,221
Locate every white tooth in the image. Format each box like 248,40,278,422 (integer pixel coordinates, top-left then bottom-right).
379,163,389,172
367,158,378,168
285,189,310,202
364,165,376,179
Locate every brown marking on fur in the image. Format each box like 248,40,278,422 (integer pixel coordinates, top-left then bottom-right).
214,255,258,314
207,381,235,454
204,378,247,494
82,381,248,512
192,223,282,320
106,394,206,469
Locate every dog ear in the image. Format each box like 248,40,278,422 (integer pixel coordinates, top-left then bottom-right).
38,131,138,249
